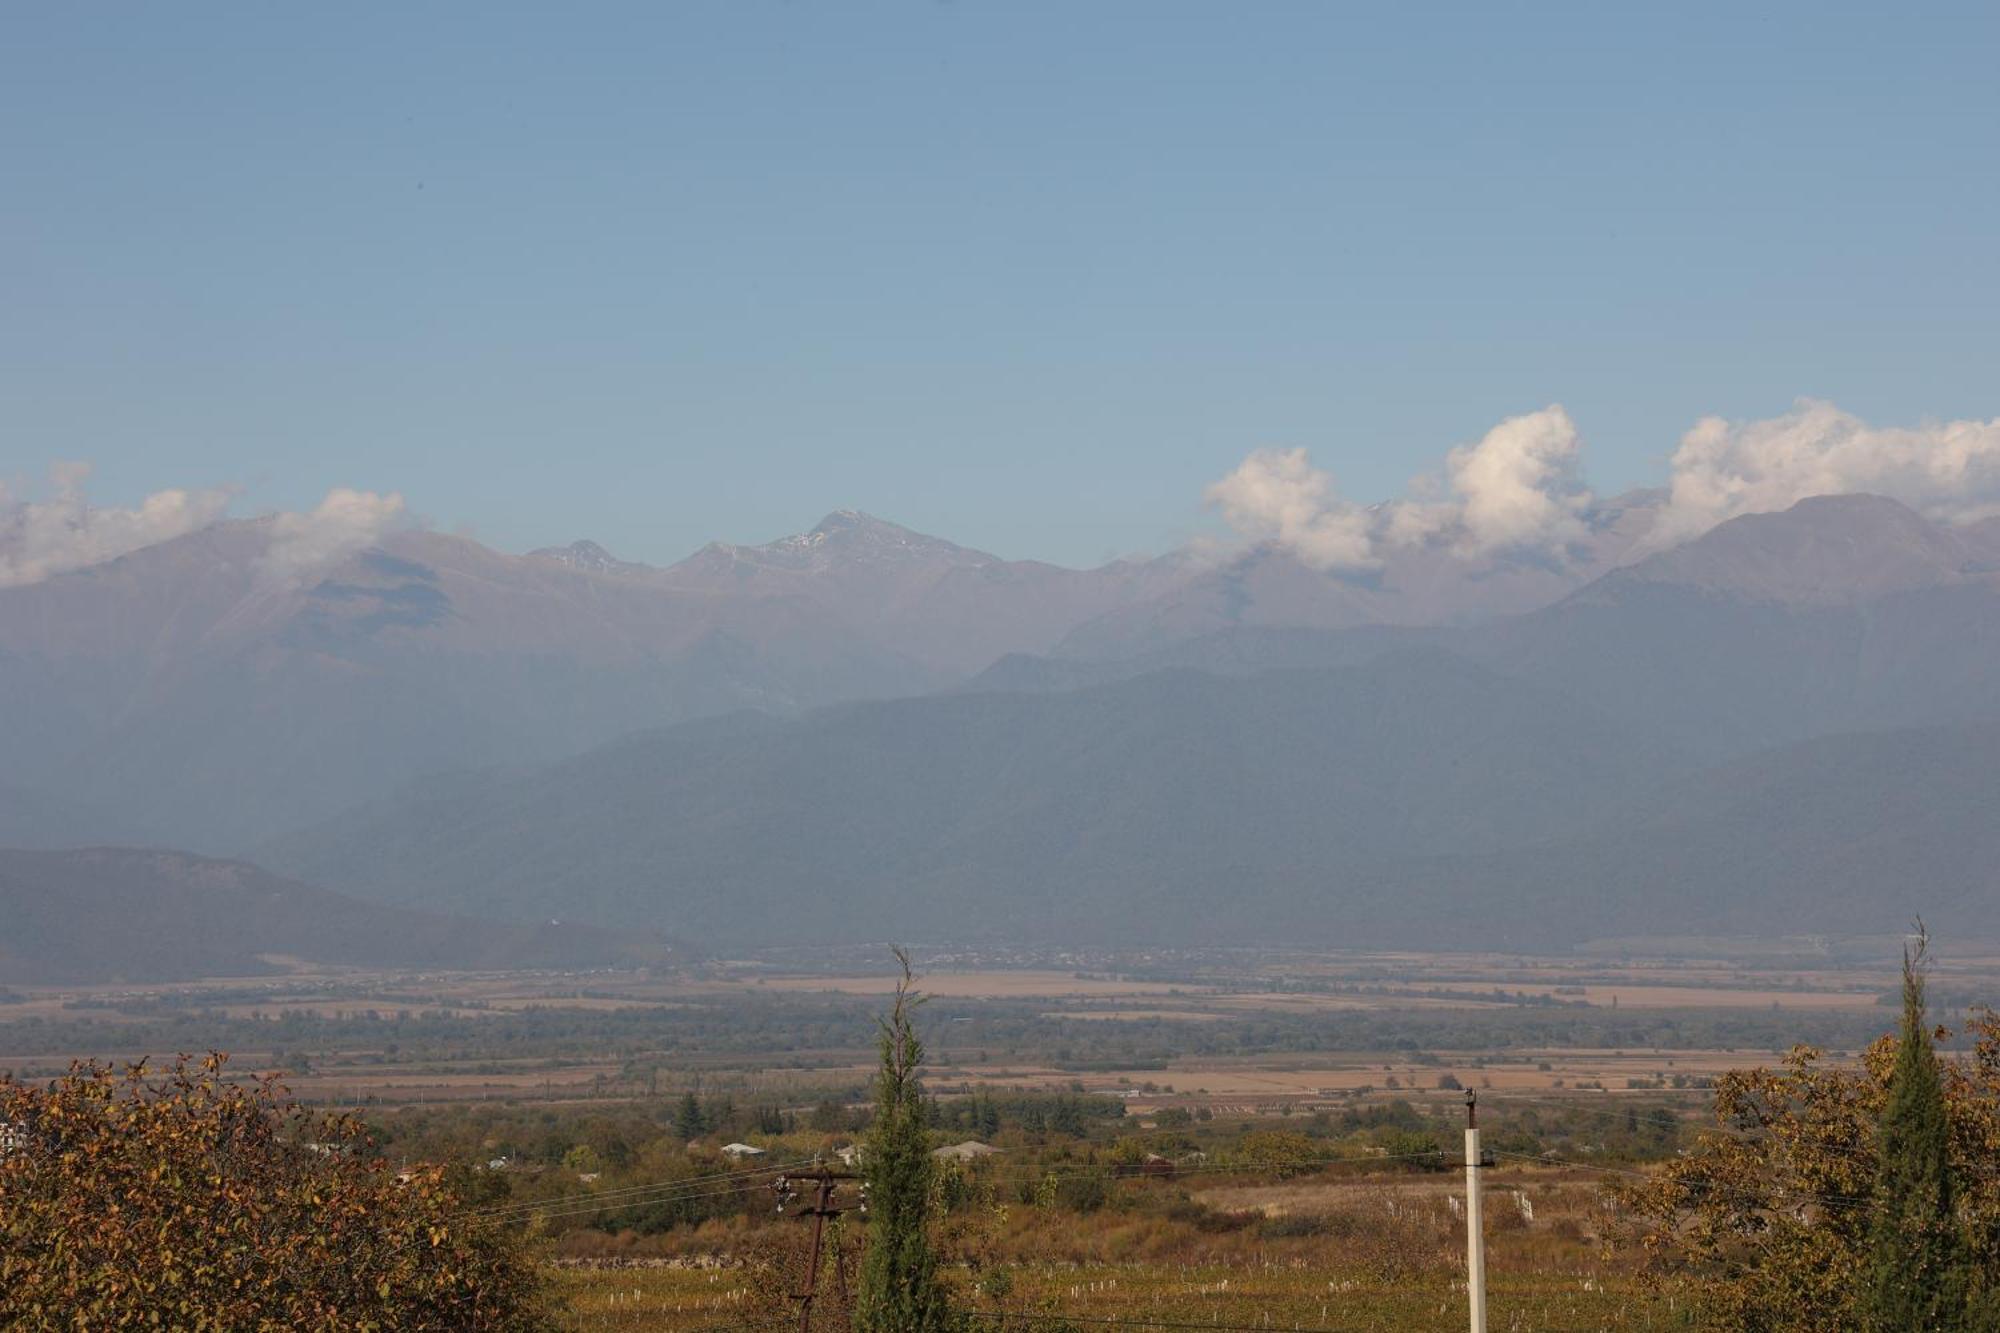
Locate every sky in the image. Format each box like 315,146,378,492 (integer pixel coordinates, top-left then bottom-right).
5,2,1998,569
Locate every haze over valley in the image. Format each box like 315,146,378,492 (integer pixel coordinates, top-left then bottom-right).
7,429,2000,974
14,10,2000,1328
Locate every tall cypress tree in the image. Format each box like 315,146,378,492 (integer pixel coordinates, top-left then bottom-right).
855,948,957,1333
1864,924,1972,1331
674,1090,706,1141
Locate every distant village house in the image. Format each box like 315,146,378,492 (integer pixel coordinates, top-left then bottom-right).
931,1140,1000,1162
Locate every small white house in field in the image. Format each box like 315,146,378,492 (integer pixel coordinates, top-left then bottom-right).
931,1140,1000,1162
834,1143,864,1168
720,1142,767,1159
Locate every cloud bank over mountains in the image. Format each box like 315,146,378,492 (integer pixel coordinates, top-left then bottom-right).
0,466,405,589
1206,399,2000,571
1654,400,2000,545
1209,405,1591,571
0,463,233,588
8,400,2000,587
257,488,408,584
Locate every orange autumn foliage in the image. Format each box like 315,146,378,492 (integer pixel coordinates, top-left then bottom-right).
0,1053,548,1331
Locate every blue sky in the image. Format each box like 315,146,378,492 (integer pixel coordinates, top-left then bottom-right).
5,2,1997,567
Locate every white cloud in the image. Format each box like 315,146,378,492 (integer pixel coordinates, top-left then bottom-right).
0,466,409,589
1652,398,2000,545
257,487,407,584
1209,400,2000,571
0,463,233,588
1206,406,1593,570
1437,406,1589,555
1204,447,1378,570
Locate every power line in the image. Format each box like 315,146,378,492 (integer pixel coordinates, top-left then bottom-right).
1485,1093,2000,1182
471,1151,1468,1225
1485,1094,1849,1159
466,1158,815,1221
925,1152,1469,1183
1487,1149,1877,1212
960,1304,1336,1320
389,1173,803,1260
473,1176,805,1227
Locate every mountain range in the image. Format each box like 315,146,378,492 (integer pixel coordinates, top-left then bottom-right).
258,648,1697,944
262,711,2000,951
5,490,2000,955
0,510,1182,848
0,848,688,984
0,498,1665,851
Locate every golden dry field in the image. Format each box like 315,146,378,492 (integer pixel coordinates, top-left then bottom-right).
9,941,1989,1329
547,1167,1680,1332
2,942,1958,1110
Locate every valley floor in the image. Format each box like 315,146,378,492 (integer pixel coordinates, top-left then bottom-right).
552,1257,1680,1331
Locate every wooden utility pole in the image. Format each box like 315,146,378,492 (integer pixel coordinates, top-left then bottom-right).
1464,1089,1487,1333
782,1166,856,1333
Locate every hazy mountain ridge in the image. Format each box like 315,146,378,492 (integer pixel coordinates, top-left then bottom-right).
1463,498,2000,761
524,539,655,577
256,495,2000,951
1336,721,2000,950
0,781,163,851
1050,489,1667,659
260,648,1704,944
260,697,2000,952
1567,494,2000,606
0,847,691,984
8,491,2000,954
0,512,1179,849
669,509,997,579
992,496,2000,759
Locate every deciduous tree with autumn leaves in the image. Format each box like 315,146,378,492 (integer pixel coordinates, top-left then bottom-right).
1612,930,2000,1331
0,1053,548,1331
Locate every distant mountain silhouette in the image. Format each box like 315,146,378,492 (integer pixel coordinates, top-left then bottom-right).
0,847,692,984
1330,721,2000,951
261,702,2000,952
8,492,2000,956
1469,495,2000,758
0,780,162,850
1050,489,1664,658
988,496,2000,760
262,649,1698,945
0,512,1175,848
524,538,655,577
0,497,1683,852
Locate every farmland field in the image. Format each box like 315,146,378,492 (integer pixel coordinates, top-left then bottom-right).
545,1165,1684,1332
3,940,1956,1108
5,939,1989,1328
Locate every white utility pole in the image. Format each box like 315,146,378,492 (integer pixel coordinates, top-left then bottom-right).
1464,1088,1487,1333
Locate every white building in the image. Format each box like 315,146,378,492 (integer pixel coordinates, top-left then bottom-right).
931,1140,1000,1162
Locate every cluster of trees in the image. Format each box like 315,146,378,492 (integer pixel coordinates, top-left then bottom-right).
1615,932,2000,1329
670,1089,789,1139
0,952,1032,1329
925,1088,1124,1139
3,984,1897,1077
10,937,1999,1328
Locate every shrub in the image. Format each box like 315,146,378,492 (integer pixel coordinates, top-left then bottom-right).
1052,1172,1110,1214
0,1054,548,1330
